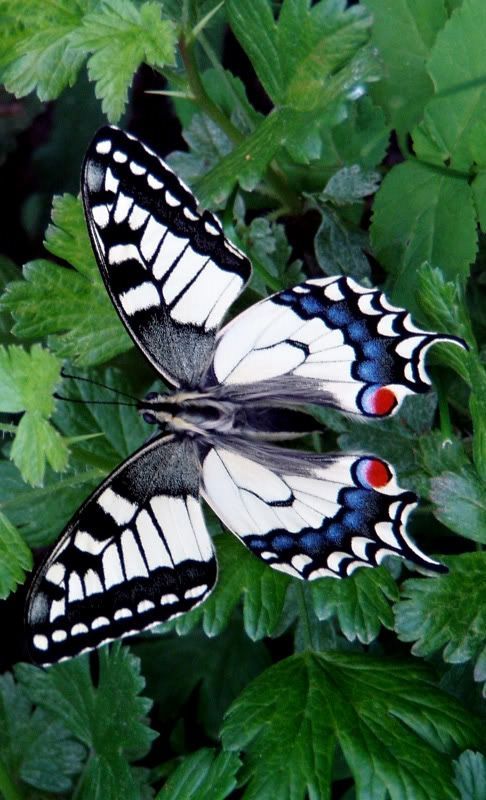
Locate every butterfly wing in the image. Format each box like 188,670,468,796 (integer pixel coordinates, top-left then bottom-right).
198,437,444,578
204,276,465,417
27,435,216,664
82,126,251,387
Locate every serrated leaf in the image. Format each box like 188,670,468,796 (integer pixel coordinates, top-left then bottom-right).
366,0,447,134
223,650,482,800
0,344,68,485
0,0,90,101
309,565,399,644
156,748,241,800
16,644,156,800
136,623,270,738
0,672,85,793
0,256,19,345
413,0,486,170
74,0,177,122
371,161,477,311
395,554,486,696
0,194,131,366
454,751,486,800
240,217,304,296
167,113,233,185
0,510,32,598
429,469,486,543
226,0,282,103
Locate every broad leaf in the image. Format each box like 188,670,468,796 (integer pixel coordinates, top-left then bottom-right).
320,165,380,205
16,644,156,800
395,554,486,696
0,194,131,366
413,0,486,170
366,0,447,134
371,160,477,311
156,749,241,800
223,651,482,800
429,469,486,544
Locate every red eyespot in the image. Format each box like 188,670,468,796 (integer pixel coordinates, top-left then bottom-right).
360,385,397,417
357,457,392,489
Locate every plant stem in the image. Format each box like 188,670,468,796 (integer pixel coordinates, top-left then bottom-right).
0,761,24,800
436,374,453,440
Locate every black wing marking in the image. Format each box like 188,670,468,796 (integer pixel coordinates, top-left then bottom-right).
198,437,445,578
204,276,465,417
27,436,216,665
82,126,251,387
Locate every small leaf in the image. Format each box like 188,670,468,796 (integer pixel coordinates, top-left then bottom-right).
430,469,486,544
16,644,156,800
454,751,486,800
0,194,131,366
222,651,482,800
241,217,304,295
395,554,486,695
156,748,241,800
371,161,478,311
167,113,233,186
321,164,380,205
75,0,177,122
314,206,372,283
0,510,32,598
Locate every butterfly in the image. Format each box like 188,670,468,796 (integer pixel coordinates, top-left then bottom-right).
26,126,464,664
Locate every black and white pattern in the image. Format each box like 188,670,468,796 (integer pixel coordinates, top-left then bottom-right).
82,126,251,386
27,437,216,664
27,126,464,664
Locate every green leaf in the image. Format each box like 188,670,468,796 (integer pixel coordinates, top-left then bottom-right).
136,623,270,738
472,173,486,232
429,468,486,543
75,0,177,122
16,644,156,800
0,671,85,793
0,194,131,366
172,532,291,640
0,0,90,101
156,749,241,800
0,256,19,345
222,650,482,800
314,206,372,283
167,113,233,186
366,0,447,135
240,217,304,296
413,0,486,170
226,0,282,103
0,510,32,598
0,344,68,485
320,165,381,205
309,566,399,644
395,554,486,696
454,751,486,800
370,161,477,311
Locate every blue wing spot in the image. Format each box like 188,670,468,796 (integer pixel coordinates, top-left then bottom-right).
248,538,267,551
300,294,324,315
299,531,324,554
348,321,370,341
343,489,370,510
277,291,295,305
343,511,364,530
327,305,352,325
357,359,390,382
363,340,388,358
272,534,294,551
324,524,345,545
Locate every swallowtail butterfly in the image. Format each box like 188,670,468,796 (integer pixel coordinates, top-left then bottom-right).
27,126,464,664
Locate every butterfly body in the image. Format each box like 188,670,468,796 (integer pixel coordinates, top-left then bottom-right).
26,126,465,665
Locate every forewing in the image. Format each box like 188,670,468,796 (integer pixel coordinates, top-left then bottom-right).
27,436,216,665
82,126,251,387
198,437,445,579
205,276,465,417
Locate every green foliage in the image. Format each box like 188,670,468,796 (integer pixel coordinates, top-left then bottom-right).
0,0,485,797
223,651,482,800
395,555,486,697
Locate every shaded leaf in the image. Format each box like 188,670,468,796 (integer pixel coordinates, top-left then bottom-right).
16,644,156,800
0,510,32,598
454,751,486,800
430,469,486,544
321,164,380,205
314,206,371,283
